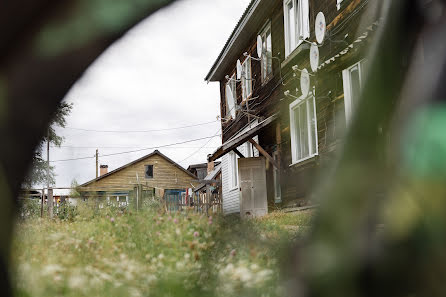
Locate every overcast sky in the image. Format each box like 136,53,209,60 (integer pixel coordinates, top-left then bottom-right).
47,0,251,191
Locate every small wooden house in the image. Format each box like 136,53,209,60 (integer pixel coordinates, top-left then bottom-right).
79,150,199,207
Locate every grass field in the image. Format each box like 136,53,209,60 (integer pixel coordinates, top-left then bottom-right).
12,204,313,297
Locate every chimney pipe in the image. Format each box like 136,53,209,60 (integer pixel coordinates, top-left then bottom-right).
207,154,214,174
100,165,108,176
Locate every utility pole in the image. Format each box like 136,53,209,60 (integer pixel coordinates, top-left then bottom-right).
47,133,53,219
96,149,99,178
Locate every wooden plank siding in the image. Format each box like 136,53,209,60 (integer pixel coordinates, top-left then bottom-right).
80,152,199,193
214,0,381,207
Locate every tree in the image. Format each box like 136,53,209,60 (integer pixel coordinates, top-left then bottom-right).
70,179,81,198
23,102,73,188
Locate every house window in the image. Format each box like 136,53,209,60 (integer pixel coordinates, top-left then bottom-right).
145,165,154,179
228,151,239,189
259,21,273,83
337,0,343,10
241,57,252,101
283,0,310,57
226,74,237,119
342,60,367,122
289,94,318,164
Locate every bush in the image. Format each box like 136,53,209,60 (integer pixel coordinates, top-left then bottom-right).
18,198,41,219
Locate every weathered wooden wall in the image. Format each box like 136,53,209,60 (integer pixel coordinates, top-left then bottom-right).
217,0,380,206
80,154,199,192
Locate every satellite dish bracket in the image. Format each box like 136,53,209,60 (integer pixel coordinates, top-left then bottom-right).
299,37,322,47
292,65,315,76
243,52,261,61
284,90,300,100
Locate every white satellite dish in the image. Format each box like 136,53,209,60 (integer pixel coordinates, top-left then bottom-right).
257,35,263,59
300,68,310,98
315,12,326,44
310,43,320,72
236,59,242,80
225,84,236,117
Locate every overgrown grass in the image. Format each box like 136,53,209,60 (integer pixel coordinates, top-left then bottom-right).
11,204,312,297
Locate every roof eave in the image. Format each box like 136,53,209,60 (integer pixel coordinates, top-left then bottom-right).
204,0,261,82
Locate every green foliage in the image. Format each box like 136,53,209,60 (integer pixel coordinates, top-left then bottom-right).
69,179,81,198
18,199,41,220
56,201,78,221
23,102,73,188
12,209,311,297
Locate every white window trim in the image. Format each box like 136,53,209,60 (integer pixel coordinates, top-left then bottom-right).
226,73,237,119
342,60,366,123
337,0,343,10
259,20,273,83
289,93,318,165
228,151,239,191
283,0,310,57
241,57,252,101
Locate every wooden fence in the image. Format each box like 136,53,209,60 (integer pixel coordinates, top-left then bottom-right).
165,191,222,215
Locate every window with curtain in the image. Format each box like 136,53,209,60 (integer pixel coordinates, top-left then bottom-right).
241,57,252,101
289,94,318,164
259,21,273,83
225,73,237,119
283,0,310,57
342,60,368,122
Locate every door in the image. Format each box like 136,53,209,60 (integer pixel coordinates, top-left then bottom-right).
238,157,268,218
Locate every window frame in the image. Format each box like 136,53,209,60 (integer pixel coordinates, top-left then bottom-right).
225,73,237,119
228,151,239,190
342,59,367,123
241,57,252,102
289,93,318,165
283,0,310,57
259,20,273,84
145,164,154,179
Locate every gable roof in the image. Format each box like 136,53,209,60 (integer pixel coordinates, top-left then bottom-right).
205,0,278,82
80,150,197,187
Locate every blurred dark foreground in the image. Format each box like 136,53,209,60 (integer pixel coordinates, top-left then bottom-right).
2,0,446,296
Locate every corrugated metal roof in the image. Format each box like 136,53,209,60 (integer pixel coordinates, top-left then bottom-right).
204,0,258,82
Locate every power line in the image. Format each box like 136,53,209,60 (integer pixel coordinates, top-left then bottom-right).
179,129,222,163
50,135,221,163
51,145,219,149
63,120,218,133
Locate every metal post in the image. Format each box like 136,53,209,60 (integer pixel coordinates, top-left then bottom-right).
48,188,53,219
46,135,53,218
40,188,44,218
95,149,98,178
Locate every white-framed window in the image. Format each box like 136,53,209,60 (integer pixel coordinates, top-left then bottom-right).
228,151,239,190
337,0,343,10
283,0,310,57
259,21,273,83
226,73,237,119
289,93,318,164
342,60,367,123
241,57,252,101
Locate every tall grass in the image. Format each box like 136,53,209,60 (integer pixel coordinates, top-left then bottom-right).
12,203,310,297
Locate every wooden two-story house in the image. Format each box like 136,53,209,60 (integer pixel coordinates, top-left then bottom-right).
206,0,382,216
